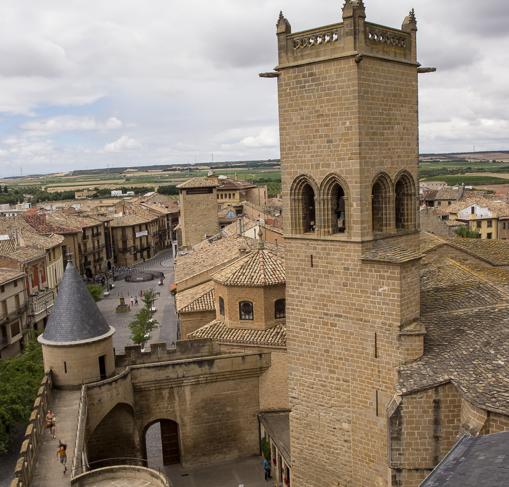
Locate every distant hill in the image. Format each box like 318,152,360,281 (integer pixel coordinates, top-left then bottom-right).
420,151,509,162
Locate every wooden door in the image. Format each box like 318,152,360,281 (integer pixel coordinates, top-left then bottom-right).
160,420,180,465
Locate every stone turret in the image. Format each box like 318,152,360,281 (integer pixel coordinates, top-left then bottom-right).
38,262,115,387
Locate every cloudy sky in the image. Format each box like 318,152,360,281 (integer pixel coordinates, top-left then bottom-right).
0,0,507,177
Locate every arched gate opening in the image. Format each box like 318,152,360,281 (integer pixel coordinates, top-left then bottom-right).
143,419,181,467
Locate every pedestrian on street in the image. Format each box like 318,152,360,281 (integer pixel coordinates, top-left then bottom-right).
130,296,134,307
263,457,271,481
46,410,56,439
135,296,138,305
57,442,67,474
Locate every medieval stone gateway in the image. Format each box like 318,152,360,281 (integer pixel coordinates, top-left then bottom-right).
79,347,271,470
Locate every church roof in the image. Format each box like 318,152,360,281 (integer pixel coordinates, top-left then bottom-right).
176,281,216,313
213,248,285,287
176,177,218,189
39,262,112,344
189,320,286,348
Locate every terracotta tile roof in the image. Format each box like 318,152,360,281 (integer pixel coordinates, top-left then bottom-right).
361,239,422,264
0,241,45,263
213,247,285,287
177,177,218,189
175,235,283,284
0,267,24,284
447,196,509,218
0,216,63,250
445,237,509,266
420,258,507,315
110,210,158,227
217,178,255,190
189,320,286,348
399,305,509,414
425,187,464,201
401,244,509,414
221,217,258,237
24,212,79,234
176,281,216,313
420,232,446,254
46,212,102,229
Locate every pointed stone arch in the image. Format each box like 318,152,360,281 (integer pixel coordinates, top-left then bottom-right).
394,171,417,231
320,174,351,236
371,172,393,234
290,175,319,234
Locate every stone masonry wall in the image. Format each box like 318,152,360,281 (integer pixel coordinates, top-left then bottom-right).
179,311,216,338
278,19,420,487
179,189,219,248
390,383,462,487
85,352,270,468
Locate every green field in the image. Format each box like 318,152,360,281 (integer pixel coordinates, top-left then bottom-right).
422,175,509,186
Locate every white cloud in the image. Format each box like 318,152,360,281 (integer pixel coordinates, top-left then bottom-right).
240,127,278,148
104,135,141,153
0,0,508,175
21,116,123,135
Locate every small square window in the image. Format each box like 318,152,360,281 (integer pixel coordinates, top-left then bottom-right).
239,301,254,320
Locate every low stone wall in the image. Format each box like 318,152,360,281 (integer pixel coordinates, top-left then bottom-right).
71,465,171,486
10,372,53,487
71,386,89,478
115,338,219,367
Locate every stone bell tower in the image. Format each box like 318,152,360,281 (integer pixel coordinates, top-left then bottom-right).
275,2,424,486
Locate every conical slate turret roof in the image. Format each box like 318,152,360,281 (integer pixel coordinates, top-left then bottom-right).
39,262,112,344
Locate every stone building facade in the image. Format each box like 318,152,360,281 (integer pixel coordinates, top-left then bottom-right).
177,177,220,248
276,3,421,486
0,268,28,359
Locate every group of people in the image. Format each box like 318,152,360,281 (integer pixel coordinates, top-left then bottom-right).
45,409,68,475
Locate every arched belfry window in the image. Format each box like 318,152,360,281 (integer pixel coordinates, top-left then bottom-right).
239,301,254,321
302,184,316,233
275,299,286,319
372,174,392,234
290,176,317,234
321,175,349,235
395,173,416,230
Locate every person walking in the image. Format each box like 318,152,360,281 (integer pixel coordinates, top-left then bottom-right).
263,457,271,481
135,295,138,305
57,442,67,474
46,410,56,439
130,296,134,307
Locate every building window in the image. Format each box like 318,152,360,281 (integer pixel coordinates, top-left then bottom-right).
219,297,225,316
11,321,20,337
487,233,492,239
275,299,286,319
290,176,317,234
476,221,482,229
13,280,18,287
321,175,348,235
239,301,254,320
395,173,416,231
471,206,475,215
372,173,392,233
487,220,493,228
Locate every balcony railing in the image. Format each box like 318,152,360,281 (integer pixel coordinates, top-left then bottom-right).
29,289,55,316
